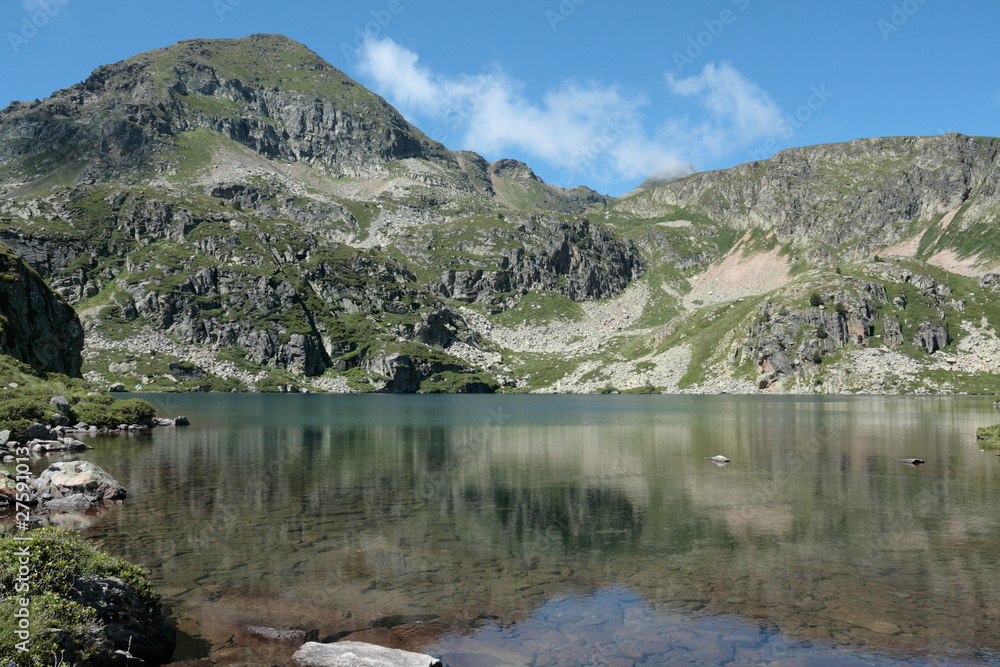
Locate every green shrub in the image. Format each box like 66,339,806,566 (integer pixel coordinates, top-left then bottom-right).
809,292,823,307
0,527,163,666
0,397,46,423
109,398,157,425
0,397,48,438
256,368,300,393
72,397,157,427
976,424,1000,448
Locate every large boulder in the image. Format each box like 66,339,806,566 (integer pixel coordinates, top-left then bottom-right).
292,642,444,667
914,321,950,354
49,394,72,416
35,460,126,502
71,575,177,664
23,422,55,441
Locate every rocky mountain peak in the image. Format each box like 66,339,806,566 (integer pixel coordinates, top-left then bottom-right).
489,159,541,182
0,34,446,190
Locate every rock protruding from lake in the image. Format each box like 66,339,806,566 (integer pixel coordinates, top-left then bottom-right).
36,460,126,503
292,641,444,667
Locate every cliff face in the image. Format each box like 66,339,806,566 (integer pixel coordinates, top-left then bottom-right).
0,243,82,376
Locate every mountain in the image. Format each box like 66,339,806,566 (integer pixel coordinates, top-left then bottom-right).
0,34,640,393
1,34,999,395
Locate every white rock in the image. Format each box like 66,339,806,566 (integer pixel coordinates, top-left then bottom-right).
292,642,443,667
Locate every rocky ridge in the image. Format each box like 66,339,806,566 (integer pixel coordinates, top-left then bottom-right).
612,134,1000,266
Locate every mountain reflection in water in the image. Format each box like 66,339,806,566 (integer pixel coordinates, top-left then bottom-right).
75,394,1000,665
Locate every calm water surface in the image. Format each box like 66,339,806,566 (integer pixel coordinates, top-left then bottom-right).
64,394,1000,665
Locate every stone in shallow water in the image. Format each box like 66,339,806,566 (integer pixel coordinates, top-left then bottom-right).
864,620,902,635
36,460,126,501
292,641,443,667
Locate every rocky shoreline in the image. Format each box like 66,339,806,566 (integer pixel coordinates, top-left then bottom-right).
0,413,188,518
0,411,187,664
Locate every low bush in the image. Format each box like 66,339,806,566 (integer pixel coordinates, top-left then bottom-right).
72,397,157,428
976,424,1000,448
0,527,164,666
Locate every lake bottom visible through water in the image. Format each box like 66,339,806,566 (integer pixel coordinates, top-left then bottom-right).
66,394,1000,665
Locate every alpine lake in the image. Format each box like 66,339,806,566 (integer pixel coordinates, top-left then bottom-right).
62,394,1000,665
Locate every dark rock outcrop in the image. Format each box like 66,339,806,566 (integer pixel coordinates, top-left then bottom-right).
741,278,889,385
914,321,950,354
0,243,83,376
71,575,177,664
403,213,643,307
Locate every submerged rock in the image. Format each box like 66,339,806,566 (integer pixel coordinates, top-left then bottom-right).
244,624,318,643
292,641,443,667
45,493,94,513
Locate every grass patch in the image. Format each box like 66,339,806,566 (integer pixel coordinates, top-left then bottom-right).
419,371,499,393
507,352,585,392
0,354,158,436
976,423,1000,448
492,292,585,328
668,297,765,387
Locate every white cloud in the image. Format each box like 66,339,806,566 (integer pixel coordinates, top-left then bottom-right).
355,39,784,188
665,62,785,156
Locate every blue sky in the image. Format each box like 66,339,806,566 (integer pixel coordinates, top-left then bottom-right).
2,0,998,196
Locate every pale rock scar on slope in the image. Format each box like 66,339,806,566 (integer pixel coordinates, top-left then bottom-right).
459,281,652,355
683,231,792,308
880,206,1000,277
880,207,962,257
